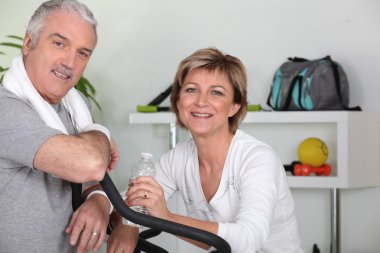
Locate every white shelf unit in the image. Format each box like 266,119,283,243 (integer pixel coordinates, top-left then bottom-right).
129,111,380,189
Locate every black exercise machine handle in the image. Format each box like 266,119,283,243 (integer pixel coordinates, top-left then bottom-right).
100,173,231,253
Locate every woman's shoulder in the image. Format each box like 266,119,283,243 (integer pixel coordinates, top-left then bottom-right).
234,129,273,150
229,130,284,180
157,138,197,179
232,129,281,163
160,137,196,162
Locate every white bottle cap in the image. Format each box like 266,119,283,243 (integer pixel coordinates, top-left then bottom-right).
140,152,153,158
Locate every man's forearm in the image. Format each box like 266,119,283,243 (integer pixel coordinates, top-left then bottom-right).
33,130,111,182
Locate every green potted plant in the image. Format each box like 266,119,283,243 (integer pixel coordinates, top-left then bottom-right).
0,35,100,109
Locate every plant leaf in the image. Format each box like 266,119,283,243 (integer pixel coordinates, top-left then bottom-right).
75,76,101,110
82,78,96,94
6,35,23,41
0,42,22,49
86,93,101,111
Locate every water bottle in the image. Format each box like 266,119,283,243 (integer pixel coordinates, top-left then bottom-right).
123,152,156,227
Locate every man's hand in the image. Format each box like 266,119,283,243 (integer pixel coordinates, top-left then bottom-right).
65,194,110,253
107,139,119,172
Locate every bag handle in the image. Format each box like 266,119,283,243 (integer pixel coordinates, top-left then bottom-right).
267,57,310,110
276,57,308,110
266,74,305,110
281,75,304,110
266,87,274,109
288,57,309,62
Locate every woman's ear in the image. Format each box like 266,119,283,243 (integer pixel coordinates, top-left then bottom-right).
229,103,241,117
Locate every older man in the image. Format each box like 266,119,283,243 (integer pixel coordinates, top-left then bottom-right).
0,1,118,252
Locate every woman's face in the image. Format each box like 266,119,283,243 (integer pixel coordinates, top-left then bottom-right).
177,69,241,137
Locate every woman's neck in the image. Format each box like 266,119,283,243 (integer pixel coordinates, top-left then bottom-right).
194,130,235,202
194,130,235,173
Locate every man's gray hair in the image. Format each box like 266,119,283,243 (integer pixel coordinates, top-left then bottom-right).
26,0,97,48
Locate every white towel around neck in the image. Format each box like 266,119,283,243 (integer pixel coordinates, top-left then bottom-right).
2,56,92,134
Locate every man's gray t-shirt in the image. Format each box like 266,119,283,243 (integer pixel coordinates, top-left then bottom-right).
0,86,77,252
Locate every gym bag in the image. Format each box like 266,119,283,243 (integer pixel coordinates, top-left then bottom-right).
267,55,361,111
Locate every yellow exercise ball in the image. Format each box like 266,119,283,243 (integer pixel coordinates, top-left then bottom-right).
298,137,329,167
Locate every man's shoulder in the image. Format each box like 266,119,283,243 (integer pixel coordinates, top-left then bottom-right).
0,86,33,109
0,86,26,102
0,85,16,98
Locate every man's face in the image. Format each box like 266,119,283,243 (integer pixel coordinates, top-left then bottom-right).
23,11,96,104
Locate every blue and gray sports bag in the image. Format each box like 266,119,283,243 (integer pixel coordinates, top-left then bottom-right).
267,56,361,111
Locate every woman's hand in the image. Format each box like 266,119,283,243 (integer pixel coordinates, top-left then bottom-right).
126,177,218,251
126,176,171,220
107,222,139,253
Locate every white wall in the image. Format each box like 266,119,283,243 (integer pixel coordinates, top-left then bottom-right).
1,1,379,252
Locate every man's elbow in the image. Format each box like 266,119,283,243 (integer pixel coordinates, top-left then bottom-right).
79,155,108,182
88,166,106,182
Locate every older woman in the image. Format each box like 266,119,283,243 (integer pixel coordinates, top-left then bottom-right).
108,47,303,253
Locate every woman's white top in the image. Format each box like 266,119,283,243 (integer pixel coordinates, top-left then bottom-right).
155,130,303,253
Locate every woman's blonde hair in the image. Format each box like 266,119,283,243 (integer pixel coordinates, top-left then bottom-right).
170,47,248,133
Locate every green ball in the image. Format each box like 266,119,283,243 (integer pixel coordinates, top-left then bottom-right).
298,137,329,167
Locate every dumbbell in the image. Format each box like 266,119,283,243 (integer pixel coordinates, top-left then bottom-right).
293,163,332,176
283,161,301,175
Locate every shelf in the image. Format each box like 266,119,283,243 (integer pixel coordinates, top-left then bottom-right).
130,112,176,124
130,111,380,124
129,111,380,189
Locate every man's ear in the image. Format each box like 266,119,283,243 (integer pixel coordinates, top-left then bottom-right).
22,33,32,56
229,103,241,117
